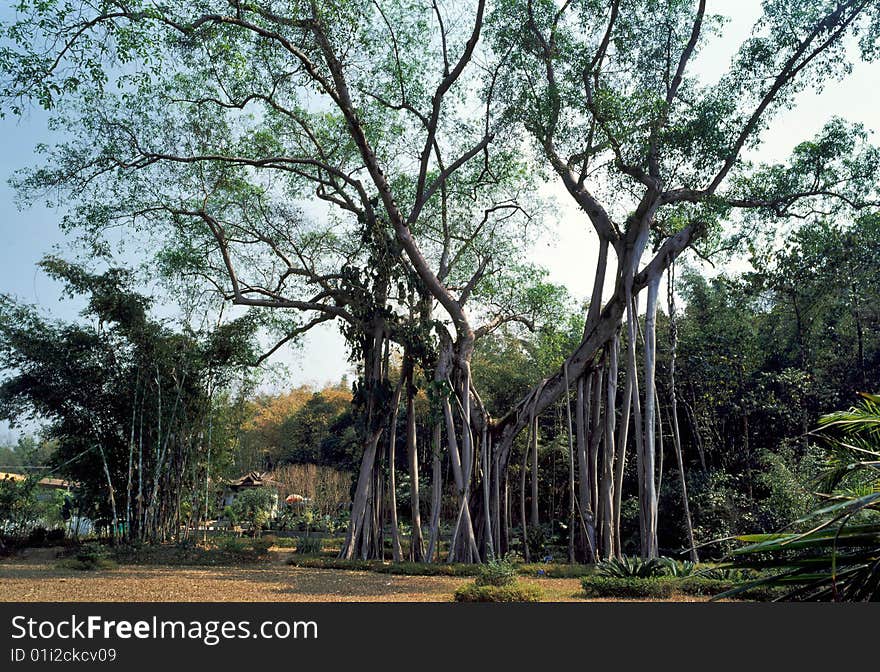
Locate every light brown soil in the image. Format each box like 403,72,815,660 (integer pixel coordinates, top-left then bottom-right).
0,551,705,602
0,561,472,602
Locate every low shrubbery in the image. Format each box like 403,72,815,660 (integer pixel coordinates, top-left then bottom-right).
109,536,273,565
455,559,544,602
579,574,782,600
454,583,543,603
581,576,675,599
596,556,669,579
56,544,117,571
295,535,324,554
475,559,517,587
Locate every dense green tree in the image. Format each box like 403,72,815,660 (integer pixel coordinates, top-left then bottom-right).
0,260,259,542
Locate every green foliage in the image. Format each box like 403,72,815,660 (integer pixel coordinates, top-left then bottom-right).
659,558,698,577
217,536,272,562
581,576,677,599
57,544,117,571
0,263,259,542
0,476,40,537
475,559,517,587
453,583,543,603
110,538,272,565
229,488,277,536
725,393,880,601
295,535,324,555
580,575,779,600
596,556,668,579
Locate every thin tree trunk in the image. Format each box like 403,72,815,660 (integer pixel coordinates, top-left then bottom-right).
530,415,539,529
576,375,591,559
125,370,139,541
442,395,478,561
600,337,618,559
626,291,647,557
588,367,603,526
613,339,632,559
97,442,118,543
641,273,661,559
405,365,424,561
667,263,697,561
387,375,404,561
425,423,443,562
519,415,532,562
482,428,495,560
565,362,594,562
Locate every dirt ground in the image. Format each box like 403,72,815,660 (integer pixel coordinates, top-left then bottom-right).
0,549,702,602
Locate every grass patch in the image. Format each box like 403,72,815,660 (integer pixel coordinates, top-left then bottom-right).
454,582,544,602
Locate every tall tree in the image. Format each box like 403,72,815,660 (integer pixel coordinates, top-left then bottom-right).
488,0,880,557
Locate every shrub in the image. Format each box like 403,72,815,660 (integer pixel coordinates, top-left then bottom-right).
579,575,780,600
475,559,517,587
454,583,543,602
295,535,324,554
659,558,698,577
526,527,546,556
216,536,271,562
580,576,675,599
503,550,524,564
57,544,117,571
229,488,276,536
596,556,667,578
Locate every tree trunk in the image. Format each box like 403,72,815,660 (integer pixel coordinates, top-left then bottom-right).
530,415,539,529
387,375,404,561
576,375,591,559
600,337,618,559
641,273,661,559
425,423,443,562
405,363,424,561
667,261,698,561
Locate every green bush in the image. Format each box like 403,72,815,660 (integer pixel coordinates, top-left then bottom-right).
580,576,675,599
57,544,117,571
659,558,698,577
579,575,781,600
678,577,783,601
522,563,594,579
475,559,517,587
251,537,272,555
229,488,276,536
596,556,668,578
454,582,543,602
295,535,324,554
